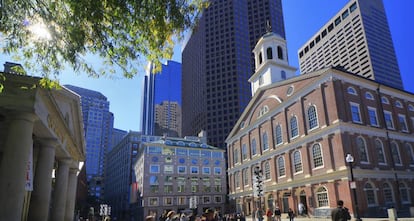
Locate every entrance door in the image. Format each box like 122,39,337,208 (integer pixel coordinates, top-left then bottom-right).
282,197,289,213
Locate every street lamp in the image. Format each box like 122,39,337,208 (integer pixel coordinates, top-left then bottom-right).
345,153,362,221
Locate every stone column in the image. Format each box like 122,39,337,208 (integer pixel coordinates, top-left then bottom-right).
0,112,36,221
27,139,57,221
50,159,71,221
65,167,79,221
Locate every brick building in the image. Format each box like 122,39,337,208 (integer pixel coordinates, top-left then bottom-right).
225,32,414,218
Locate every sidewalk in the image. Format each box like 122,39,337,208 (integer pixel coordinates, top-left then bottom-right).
245,216,414,221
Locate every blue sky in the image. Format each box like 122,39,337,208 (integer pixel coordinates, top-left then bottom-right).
1,0,413,132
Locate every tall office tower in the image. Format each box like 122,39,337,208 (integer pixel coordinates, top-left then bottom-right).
182,0,286,148
141,60,182,136
298,0,403,90
65,85,114,202
155,101,182,137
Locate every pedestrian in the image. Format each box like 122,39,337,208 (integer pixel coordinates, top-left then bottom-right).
266,208,273,221
331,200,351,221
273,205,281,221
287,208,294,221
201,208,216,221
298,202,304,216
255,208,263,221
166,211,176,221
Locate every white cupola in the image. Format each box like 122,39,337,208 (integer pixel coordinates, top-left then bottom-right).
249,25,297,96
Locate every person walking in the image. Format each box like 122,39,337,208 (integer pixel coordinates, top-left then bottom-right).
287,208,295,221
331,200,351,221
255,208,263,221
273,205,281,221
265,208,273,221
298,202,305,216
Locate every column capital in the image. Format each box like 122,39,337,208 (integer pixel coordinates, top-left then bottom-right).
10,111,38,123
58,158,72,166
36,138,58,148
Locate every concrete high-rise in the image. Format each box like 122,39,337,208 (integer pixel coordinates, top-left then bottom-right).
142,60,182,136
182,0,286,148
65,85,114,202
155,101,182,137
298,0,403,90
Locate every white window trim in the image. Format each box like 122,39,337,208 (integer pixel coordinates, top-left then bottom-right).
190,166,199,174
367,106,379,127
383,111,395,130
202,167,211,175
307,105,320,132
350,102,362,123
398,114,409,132
150,164,160,174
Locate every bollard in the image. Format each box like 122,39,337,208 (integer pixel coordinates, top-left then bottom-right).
387,208,397,221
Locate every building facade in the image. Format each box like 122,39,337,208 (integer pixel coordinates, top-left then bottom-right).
65,85,114,202
297,0,403,90
142,60,182,137
134,133,227,220
226,51,414,218
182,0,287,148
0,71,86,221
155,101,182,137
105,131,160,221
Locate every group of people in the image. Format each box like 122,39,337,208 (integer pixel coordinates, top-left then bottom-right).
255,199,350,221
149,208,221,221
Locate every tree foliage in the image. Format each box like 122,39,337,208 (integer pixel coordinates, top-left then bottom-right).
0,0,208,80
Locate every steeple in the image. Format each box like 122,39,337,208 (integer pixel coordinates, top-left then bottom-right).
248,31,297,96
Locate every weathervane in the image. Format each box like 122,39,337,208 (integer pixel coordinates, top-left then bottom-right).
266,20,272,33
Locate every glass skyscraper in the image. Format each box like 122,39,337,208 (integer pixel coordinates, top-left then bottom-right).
141,60,182,136
64,85,114,201
182,0,286,148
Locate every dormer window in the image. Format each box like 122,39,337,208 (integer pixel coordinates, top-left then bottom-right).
277,46,283,59
259,52,263,64
267,47,273,59
381,96,389,104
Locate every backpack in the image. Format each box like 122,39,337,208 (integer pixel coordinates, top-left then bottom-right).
341,208,351,220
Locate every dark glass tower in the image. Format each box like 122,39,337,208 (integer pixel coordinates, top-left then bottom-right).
182,0,286,148
64,85,114,202
142,60,182,136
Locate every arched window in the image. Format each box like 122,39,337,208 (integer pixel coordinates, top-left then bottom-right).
375,139,386,164
233,148,239,164
243,169,249,186
277,46,283,59
281,70,286,79
274,124,283,145
293,150,303,173
364,183,377,206
251,139,257,156
365,92,374,100
267,47,273,59
259,52,263,64
405,143,414,165
395,100,403,108
390,142,401,165
383,183,395,205
262,132,269,151
381,96,389,104
264,161,271,180
308,106,319,130
399,183,411,203
290,116,299,138
347,86,357,95
312,144,323,168
267,195,274,211
277,156,285,177
316,187,329,207
408,104,414,112
356,137,369,162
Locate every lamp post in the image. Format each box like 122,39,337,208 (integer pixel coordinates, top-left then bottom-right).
346,153,362,221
